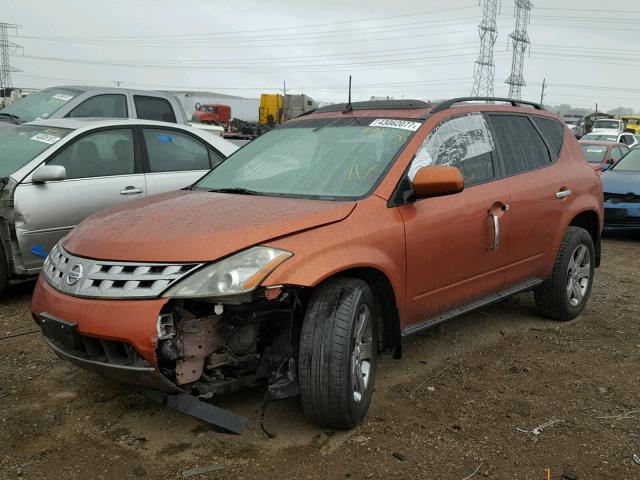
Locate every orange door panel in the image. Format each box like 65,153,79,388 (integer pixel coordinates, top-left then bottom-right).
399,180,511,327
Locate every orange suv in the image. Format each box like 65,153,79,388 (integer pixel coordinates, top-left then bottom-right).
32,97,603,429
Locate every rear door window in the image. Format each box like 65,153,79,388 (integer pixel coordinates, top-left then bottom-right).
487,115,551,176
134,96,176,123
531,116,564,157
409,113,496,186
67,94,128,118
143,128,211,172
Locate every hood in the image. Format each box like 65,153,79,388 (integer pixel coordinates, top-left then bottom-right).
591,128,619,134
63,190,356,262
601,170,640,195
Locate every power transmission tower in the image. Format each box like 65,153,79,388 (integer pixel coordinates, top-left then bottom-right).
505,0,532,99
471,0,501,97
0,22,21,94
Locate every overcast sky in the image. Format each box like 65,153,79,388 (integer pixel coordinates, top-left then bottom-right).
3,0,638,111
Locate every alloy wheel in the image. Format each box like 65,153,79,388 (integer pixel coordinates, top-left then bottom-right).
566,244,591,307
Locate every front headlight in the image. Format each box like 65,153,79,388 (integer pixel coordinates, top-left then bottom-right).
162,246,292,298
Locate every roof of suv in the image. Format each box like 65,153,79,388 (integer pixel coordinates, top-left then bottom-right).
305,97,547,120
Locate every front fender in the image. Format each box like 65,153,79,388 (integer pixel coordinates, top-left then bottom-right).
263,197,407,322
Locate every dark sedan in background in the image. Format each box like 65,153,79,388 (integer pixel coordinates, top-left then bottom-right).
601,148,640,230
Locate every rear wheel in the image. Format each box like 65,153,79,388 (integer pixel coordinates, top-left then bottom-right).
534,227,595,321
298,278,378,429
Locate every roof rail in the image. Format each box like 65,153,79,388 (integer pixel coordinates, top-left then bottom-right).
431,97,545,114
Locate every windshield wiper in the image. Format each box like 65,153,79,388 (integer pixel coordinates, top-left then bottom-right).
206,187,261,195
0,113,22,124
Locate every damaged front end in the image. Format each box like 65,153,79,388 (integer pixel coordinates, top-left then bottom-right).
156,286,302,403
35,243,304,432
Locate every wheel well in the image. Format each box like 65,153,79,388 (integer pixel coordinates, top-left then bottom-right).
328,267,402,358
569,210,601,267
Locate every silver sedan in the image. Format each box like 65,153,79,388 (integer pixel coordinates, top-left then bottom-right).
0,117,238,291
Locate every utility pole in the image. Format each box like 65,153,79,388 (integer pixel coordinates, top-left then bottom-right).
540,77,546,105
0,22,21,96
505,0,533,100
113,80,123,87
471,0,501,97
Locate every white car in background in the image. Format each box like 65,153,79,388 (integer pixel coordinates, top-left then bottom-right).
0,118,238,289
591,119,624,134
581,131,639,148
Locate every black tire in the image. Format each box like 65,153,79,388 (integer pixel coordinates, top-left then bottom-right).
298,278,378,429
534,227,595,321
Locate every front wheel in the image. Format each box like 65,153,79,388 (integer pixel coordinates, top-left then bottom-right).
534,226,595,321
298,278,378,429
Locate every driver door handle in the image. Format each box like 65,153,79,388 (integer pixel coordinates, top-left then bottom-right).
488,204,509,251
556,189,572,199
120,186,144,195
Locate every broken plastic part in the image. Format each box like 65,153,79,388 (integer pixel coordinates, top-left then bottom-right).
214,304,224,315
142,388,247,434
156,313,175,340
264,286,282,300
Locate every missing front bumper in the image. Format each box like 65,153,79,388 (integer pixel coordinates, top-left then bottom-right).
43,336,181,393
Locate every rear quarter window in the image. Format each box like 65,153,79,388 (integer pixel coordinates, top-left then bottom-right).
532,116,565,157
134,95,177,123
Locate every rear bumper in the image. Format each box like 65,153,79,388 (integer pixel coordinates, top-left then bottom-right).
43,336,180,392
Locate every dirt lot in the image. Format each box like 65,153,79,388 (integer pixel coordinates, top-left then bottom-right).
1,234,639,480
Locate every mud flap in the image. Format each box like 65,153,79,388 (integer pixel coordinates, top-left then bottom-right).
141,388,248,434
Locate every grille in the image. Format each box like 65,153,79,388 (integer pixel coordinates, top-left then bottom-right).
43,243,202,298
604,192,640,203
48,330,146,367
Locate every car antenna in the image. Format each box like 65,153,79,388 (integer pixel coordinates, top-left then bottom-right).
343,75,353,113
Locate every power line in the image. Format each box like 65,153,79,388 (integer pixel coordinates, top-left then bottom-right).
16,51,499,72
13,22,480,49
13,72,474,91
12,4,477,41
16,15,482,46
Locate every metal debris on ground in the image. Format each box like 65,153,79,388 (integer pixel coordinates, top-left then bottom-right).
596,409,640,420
461,462,483,480
516,419,564,435
633,454,640,465
392,452,406,461
182,464,225,477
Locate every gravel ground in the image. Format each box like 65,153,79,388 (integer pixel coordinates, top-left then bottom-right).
1,234,639,480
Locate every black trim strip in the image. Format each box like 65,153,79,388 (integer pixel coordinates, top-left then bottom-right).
402,279,543,336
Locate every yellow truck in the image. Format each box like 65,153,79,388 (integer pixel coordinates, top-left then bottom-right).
259,94,284,127
621,115,640,134
259,93,318,127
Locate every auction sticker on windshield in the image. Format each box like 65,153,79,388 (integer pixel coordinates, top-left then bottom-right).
30,133,62,145
52,93,73,102
369,119,422,131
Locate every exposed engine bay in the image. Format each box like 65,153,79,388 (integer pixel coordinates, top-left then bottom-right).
155,287,302,403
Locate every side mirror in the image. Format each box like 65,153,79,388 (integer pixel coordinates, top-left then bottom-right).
411,165,464,199
32,165,67,183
